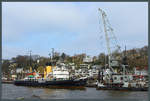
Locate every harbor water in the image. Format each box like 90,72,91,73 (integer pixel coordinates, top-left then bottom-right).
2,84,148,100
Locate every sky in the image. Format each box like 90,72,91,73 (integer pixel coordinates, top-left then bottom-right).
2,2,148,59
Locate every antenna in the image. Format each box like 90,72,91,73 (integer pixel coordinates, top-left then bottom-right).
29,50,32,67
49,53,51,61
125,45,126,56
52,48,54,60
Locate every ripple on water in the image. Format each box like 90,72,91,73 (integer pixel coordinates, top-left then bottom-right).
2,84,148,100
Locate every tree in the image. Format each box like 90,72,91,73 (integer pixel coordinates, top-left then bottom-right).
14,55,29,69
37,66,44,73
2,60,10,74
61,53,66,61
98,53,106,66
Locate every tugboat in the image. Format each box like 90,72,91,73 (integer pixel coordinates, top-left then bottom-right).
14,62,87,89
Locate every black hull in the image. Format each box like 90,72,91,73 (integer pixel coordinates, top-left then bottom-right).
14,79,87,88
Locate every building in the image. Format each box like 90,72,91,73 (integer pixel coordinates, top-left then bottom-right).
83,56,93,63
67,63,76,70
75,66,99,78
31,55,40,61
16,68,24,73
134,67,148,76
80,64,91,69
88,69,99,77
91,65,102,70
133,67,148,81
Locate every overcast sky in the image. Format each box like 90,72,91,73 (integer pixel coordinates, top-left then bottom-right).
2,2,148,59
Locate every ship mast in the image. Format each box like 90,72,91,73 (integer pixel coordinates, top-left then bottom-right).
29,50,32,67
28,50,33,72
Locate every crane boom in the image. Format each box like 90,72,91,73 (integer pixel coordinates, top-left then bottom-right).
98,8,121,67
98,8,111,57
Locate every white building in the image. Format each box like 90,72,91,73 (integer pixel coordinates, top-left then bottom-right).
83,56,93,63
88,69,99,77
75,68,99,78
80,64,91,69
16,68,24,73
134,67,148,76
69,63,75,70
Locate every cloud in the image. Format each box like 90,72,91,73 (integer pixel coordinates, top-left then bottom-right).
2,2,148,59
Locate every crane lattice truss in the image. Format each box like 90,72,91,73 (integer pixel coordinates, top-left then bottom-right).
98,8,121,60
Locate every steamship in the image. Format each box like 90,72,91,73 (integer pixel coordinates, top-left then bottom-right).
14,63,87,88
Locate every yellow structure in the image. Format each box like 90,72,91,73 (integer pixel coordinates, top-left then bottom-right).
44,66,52,79
53,66,56,69
29,67,32,73
114,68,117,73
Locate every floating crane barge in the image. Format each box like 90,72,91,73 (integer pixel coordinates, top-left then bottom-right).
96,8,148,91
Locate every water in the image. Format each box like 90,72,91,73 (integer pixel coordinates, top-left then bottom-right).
2,84,148,100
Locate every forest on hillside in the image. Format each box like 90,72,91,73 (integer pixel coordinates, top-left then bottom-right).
2,45,148,75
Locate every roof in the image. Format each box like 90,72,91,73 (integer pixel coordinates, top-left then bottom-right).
135,67,148,70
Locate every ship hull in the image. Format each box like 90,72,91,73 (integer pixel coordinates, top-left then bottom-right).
96,86,148,91
14,79,87,88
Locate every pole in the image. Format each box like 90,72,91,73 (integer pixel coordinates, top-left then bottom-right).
29,50,32,67
29,50,33,72
105,53,106,69
51,48,54,66
52,48,54,60
49,53,51,61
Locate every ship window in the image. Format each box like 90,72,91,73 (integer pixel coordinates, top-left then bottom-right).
120,77,123,80
114,77,117,80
